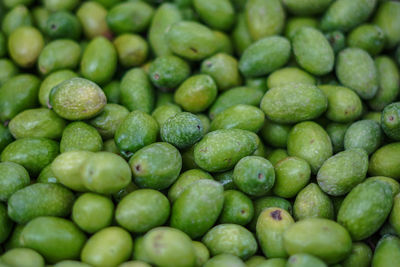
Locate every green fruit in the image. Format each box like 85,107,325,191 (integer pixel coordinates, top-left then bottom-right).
193,241,210,267
292,27,334,75
282,0,332,15
168,169,212,202
320,0,377,32
283,218,352,264
143,227,196,267
1,248,45,267
286,254,327,267
8,183,74,224
51,151,93,191
8,26,43,68
60,122,102,153
0,125,13,154
88,104,129,140
193,0,234,31
43,0,79,11
325,30,346,53
38,70,78,107
317,149,369,196
76,1,111,39
260,120,291,149
293,183,334,220
319,85,363,123
202,224,257,260
21,216,86,263
45,11,81,40
245,0,285,40
239,36,291,77
0,59,19,87
2,5,33,36
373,1,400,49
120,68,155,114
219,190,254,225
149,56,190,91
257,207,294,258
285,17,319,40
82,152,132,194
382,102,400,140
194,129,258,172
161,112,204,149
231,13,252,56
72,193,114,234
103,81,121,104
115,110,159,156
50,77,106,120
327,122,349,151
201,53,241,91
32,7,49,33
273,157,311,198
369,143,400,180
233,156,275,196
80,37,117,85
116,189,170,233
1,138,59,175
287,121,333,174
213,170,236,190
390,193,400,235
347,24,385,56
344,120,382,154
171,180,224,238
266,149,289,166
372,235,400,266
81,227,133,267
167,21,217,61
204,254,246,267
152,104,182,126
368,56,400,111
174,74,217,113
267,67,316,89
38,40,81,75
148,3,183,57
261,83,327,124
211,104,265,133
129,142,181,190
113,34,148,68
9,108,66,140
0,162,29,201
336,48,378,100
209,86,264,119
249,196,293,231
337,180,393,240
0,74,40,122
341,242,372,267
106,1,154,34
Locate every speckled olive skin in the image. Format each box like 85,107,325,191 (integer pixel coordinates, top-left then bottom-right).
317,149,368,196
129,142,182,190
369,142,400,180
283,218,352,264
261,83,327,124
293,183,334,221
336,48,378,100
344,120,382,155
320,0,377,32
382,102,400,141
287,122,332,174
50,77,106,120
161,112,204,149
257,208,294,258
292,27,334,76
202,224,257,260
194,129,258,172
372,235,400,267
337,180,393,240
239,36,291,77
8,183,74,224
170,180,224,239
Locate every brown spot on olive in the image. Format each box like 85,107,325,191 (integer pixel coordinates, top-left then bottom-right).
270,209,282,220
190,47,198,53
310,139,315,144
51,24,57,30
154,73,160,80
258,173,264,180
389,115,394,121
205,61,212,68
135,165,141,172
3,120,9,127
197,125,201,130
240,210,246,214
